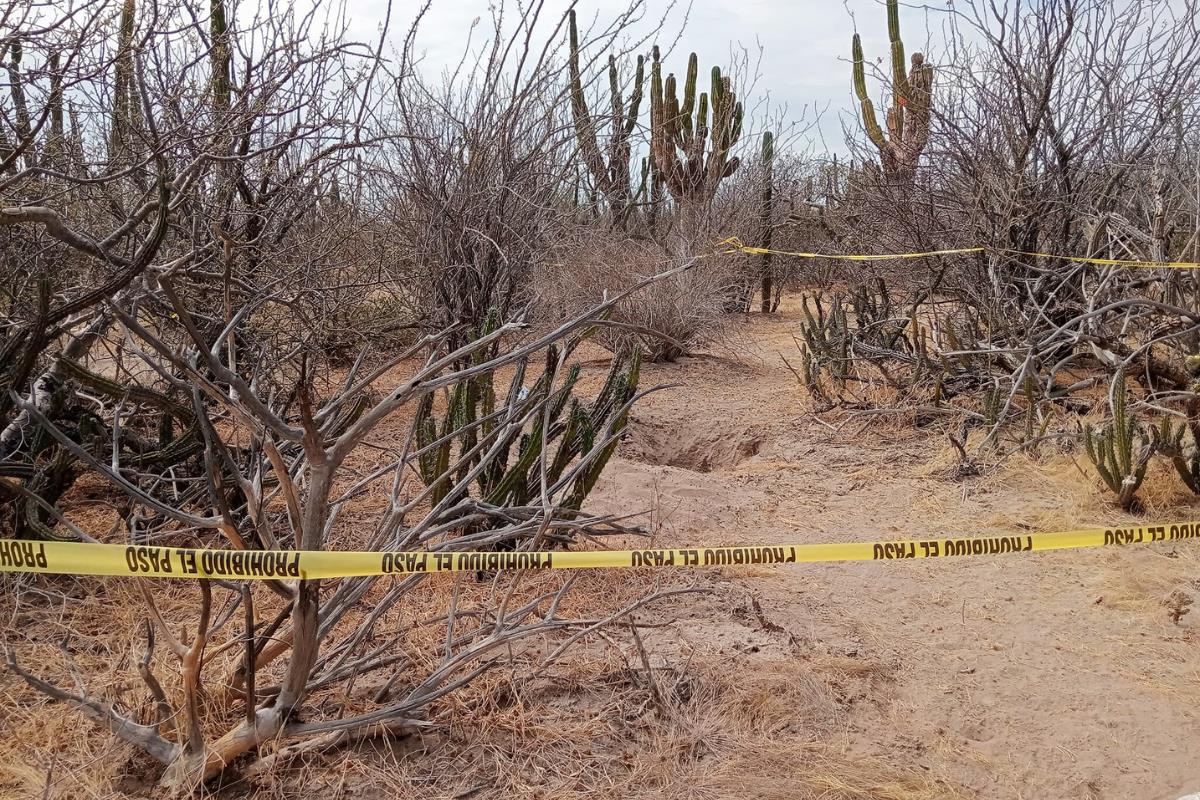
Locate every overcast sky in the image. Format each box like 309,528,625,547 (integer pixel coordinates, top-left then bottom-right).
330,0,950,152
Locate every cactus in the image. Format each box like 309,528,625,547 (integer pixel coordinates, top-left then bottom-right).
1083,368,1154,510
109,0,140,160
45,51,64,163
567,10,644,227
785,293,851,408
632,155,665,233
1153,355,1200,494
211,0,231,111
412,333,641,520
648,46,743,207
1155,417,1200,495
646,155,664,234
759,132,776,313
5,41,35,169
982,383,1001,431
851,0,933,182
798,293,851,384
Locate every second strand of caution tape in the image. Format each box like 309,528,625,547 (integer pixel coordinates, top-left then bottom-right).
716,237,1200,269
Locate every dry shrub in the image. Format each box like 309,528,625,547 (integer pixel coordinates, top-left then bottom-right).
535,229,740,362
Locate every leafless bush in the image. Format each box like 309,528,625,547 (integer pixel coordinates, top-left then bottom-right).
814,0,1200,458
535,227,738,361
376,2,661,348
0,0,691,791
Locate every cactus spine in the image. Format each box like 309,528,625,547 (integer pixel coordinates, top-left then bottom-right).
759,131,775,313
648,46,743,208
851,0,933,182
567,10,644,227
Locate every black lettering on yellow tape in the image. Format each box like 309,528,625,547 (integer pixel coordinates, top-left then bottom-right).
1103,523,1200,546
0,540,48,570
2,521,1199,580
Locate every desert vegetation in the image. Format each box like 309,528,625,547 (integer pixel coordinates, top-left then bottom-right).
3,0,1200,796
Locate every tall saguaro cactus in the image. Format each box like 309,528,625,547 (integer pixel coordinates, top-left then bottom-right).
648,46,743,209
852,0,933,183
567,10,644,227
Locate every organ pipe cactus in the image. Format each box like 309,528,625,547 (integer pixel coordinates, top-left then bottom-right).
1155,355,1200,495
5,42,33,170
1083,368,1154,511
109,0,141,160
851,0,933,182
46,51,64,163
1156,417,1200,495
648,46,742,207
759,131,776,313
413,328,641,518
211,0,231,111
567,10,644,227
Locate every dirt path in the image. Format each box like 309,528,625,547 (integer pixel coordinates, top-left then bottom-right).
587,297,1200,800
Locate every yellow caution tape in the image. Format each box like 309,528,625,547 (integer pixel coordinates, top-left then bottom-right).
717,237,1200,269
717,237,985,261
1,521,1197,580
994,249,1200,270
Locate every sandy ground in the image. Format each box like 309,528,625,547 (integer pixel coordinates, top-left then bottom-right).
584,297,1200,800
4,295,1200,799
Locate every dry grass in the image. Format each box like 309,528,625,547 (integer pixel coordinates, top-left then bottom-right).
1,519,959,800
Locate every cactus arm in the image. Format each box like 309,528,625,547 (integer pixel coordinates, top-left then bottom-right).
853,35,888,151
647,48,740,206
548,400,587,482
47,51,64,158
850,0,931,179
680,52,697,130
565,370,636,511
1112,368,1130,475
852,34,869,98
567,9,611,197
110,0,137,157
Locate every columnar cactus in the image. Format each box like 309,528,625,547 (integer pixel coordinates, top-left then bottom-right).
5,42,34,169
45,51,64,163
648,46,743,208
412,334,641,516
211,0,231,111
851,0,933,182
1083,368,1154,510
637,154,665,234
567,10,644,227
758,131,775,313
109,0,140,159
